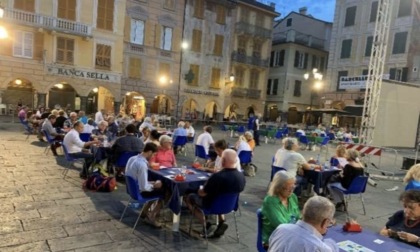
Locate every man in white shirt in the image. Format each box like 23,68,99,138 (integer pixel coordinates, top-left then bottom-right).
196,126,215,156
95,109,105,125
125,142,163,227
63,121,99,178
269,196,338,252
184,121,195,141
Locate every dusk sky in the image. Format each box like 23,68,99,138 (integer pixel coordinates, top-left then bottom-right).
273,0,336,22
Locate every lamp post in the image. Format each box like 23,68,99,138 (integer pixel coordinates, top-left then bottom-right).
303,68,323,125
175,41,188,121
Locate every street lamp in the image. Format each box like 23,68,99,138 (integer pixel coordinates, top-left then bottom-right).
303,68,323,125
175,40,188,121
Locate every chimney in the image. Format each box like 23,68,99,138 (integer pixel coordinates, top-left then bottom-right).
299,7,307,15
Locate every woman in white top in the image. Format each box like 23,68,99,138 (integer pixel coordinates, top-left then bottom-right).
235,135,252,156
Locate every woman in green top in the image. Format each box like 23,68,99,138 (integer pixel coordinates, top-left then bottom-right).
261,171,301,247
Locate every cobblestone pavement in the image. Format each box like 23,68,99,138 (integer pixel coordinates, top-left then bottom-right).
0,119,410,251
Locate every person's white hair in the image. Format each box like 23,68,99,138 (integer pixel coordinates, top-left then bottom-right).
284,137,298,150
159,134,172,144
268,171,296,196
99,120,108,127
302,196,335,225
69,112,77,117
178,121,185,127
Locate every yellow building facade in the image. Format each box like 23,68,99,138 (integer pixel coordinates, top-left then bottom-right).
0,0,125,115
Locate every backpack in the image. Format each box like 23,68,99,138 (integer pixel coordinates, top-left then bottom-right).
242,163,258,177
84,172,116,192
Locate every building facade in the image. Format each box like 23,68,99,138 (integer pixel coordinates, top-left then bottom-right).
121,0,185,121
267,9,332,123
230,0,278,120
325,0,420,110
0,0,126,115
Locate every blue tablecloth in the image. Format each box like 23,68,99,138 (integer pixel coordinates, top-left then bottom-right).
305,168,340,194
326,225,419,251
148,167,210,214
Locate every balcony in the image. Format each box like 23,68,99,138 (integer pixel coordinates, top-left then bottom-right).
272,29,326,50
235,21,272,40
124,43,145,54
231,52,269,67
3,8,92,37
231,87,261,99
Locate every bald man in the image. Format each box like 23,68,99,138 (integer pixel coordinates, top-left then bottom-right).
186,149,246,238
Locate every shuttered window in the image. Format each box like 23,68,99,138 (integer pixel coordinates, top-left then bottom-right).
293,80,301,97
97,0,114,31
340,39,352,59
250,70,259,89
344,6,356,27
131,19,145,45
369,1,378,22
392,32,408,54
365,36,373,57
95,44,111,70
398,0,412,17
13,31,33,58
56,37,74,64
190,64,200,86
215,5,226,24
211,68,221,88
214,34,224,56
58,0,76,21
14,0,35,12
192,29,202,52
194,0,205,19
252,41,261,58
235,68,244,87
128,57,142,79
34,32,44,60
159,62,170,79
238,38,246,55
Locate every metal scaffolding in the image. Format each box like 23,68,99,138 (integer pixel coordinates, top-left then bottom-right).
359,0,394,145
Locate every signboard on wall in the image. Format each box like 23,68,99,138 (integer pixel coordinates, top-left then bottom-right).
339,74,390,89
47,65,121,83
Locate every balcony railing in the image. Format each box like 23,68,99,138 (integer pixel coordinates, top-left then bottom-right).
231,87,261,99
3,8,92,37
231,52,269,67
125,43,145,54
235,21,272,40
272,29,326,50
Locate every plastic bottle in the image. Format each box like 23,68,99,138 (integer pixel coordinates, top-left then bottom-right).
290,215,297,224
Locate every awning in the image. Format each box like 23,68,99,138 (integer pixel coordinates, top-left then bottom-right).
343,105,364,116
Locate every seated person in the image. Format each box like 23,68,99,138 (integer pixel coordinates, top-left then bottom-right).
404,164,420,191
336,127,345,140
343,129,353,141
63,121,99,178
42,114,64,156
312,124,326,136
273,137,321,195
111,124,144,163
140,126,151,143
269,196,338,251
186,149,246,238
244,131,255,151
172,121,187,154
261,171,300,249
196,126,216,160
327,149,364,211
184,121,195,142
150,135,177,168
92,120,113,142
201,139,241,173
63,112,79,130
148,130,161,147
272,138,287,167
235,135,252,156
125,142,163,227
78,110,88,124
83,118,95,134
331,145,348,169
380,190,420,247
53,110,67,129
139,117,154,132
107,116,119,137
296,125,306,136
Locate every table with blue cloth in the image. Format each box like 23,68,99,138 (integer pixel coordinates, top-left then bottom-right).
148,167,210,231
304,168,340,195
326,225,419,251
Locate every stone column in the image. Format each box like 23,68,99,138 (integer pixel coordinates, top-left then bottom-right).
37,93,47,108
114,101,121,116
79,96,88,112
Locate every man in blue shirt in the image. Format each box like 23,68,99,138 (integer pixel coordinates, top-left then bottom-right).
268,196,339,252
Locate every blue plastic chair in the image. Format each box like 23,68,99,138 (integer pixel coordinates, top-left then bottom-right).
19,117,33,134
173,136,188,156
331,176,368,215
299,135,309,148
294,132,302,138
42,129,60,155
189,192,240,244
318,136,330,157
79,133,91,142
256,208,267,252
405,180,420,191
195,144,208,161
282,127,289,137
62,143,84,178
119,176,162,232
115,151,138,168
238,150,252,164
237,125,246,134
328,133,336,141
274,130,283,142
271,156,286,181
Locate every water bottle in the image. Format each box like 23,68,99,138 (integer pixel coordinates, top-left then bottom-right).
103,136,108,147
290,215,297,224
323,161,330,170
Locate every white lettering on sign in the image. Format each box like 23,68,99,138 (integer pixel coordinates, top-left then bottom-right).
183,88,219,96
339,74,390,89
47,65,121,83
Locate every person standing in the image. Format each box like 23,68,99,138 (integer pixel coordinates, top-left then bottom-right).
268,196,338,252
95,109,105,125
253,113,261,146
